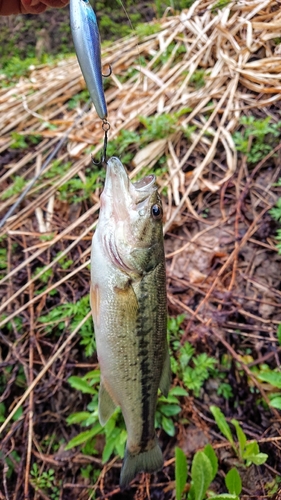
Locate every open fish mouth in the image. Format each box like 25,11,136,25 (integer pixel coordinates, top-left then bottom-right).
132,175,155,191
104,157,156,195
102,157,157,219
103,157,130,198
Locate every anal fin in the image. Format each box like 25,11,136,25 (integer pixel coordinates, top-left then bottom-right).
98,378,117,426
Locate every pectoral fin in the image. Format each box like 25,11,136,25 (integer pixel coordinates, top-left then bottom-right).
90,284,100,328
98,378,117,426
159,347,171,398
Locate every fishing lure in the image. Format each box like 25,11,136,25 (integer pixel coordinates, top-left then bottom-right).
70,0,108,121
70,0,111,163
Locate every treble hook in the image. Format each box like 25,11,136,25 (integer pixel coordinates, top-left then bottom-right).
92,119,111,166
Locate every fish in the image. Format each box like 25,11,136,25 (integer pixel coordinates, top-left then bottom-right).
90,157,170,488
70,0,107,120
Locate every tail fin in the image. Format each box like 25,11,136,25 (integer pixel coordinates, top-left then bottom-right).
120,438,163,489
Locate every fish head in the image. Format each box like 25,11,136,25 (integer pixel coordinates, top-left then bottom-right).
99,157,164,274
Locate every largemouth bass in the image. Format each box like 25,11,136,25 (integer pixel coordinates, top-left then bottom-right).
90,157,170,488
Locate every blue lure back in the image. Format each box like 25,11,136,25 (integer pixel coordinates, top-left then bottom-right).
70,0,107,120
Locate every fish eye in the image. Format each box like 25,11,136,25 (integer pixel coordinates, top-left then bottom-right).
151,204,163,220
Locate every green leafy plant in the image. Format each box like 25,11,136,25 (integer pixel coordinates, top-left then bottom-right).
210,405,268,466
176,447,188,500
237,353,281,409
270,189,281,261
30,464,60,499
10,132,42,149
67,89,89,109
168,315,219,397
172,341,217,397
2,56,39,79
66,370,127,462
0,248,7,279
0,402,6,424
217,382,233,400
41,434,63,454
157,42,187,65
175,443,241,500
224,468,242,498
233,116,281,164
80,464,100,483
106,129,140,164
154,0,197,17
256,368,281,410
0,315,23,337
188,446,217,500
10,132,29,149
32,266,53,284
0,450,21,480
156,386,188,436
211,0,231,12
58,166,105,203
278,324,281,346
269,195,281,223
42,159,71,180
136,23,162,38
168,314,186,340
139,113,178,141
0,364,25,399
106,114,181,169
182,352,217,396
265,475,281,495
39,295,95,355
190,69,208,89
1,176,27,200
57,252,73,270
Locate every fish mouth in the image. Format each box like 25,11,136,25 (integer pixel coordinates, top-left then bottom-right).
103,157,130,199
132,175,155,191
103,157,156,219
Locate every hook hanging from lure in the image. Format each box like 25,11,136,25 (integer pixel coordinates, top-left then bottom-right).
70,0,110,163
92,118,110,166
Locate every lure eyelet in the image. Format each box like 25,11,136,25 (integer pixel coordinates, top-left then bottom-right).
102,64,112,78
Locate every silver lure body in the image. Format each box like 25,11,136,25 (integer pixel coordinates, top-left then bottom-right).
70,0,107,120
90,157,170,488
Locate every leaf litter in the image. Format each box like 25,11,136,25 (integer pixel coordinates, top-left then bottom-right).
0,0,281,498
